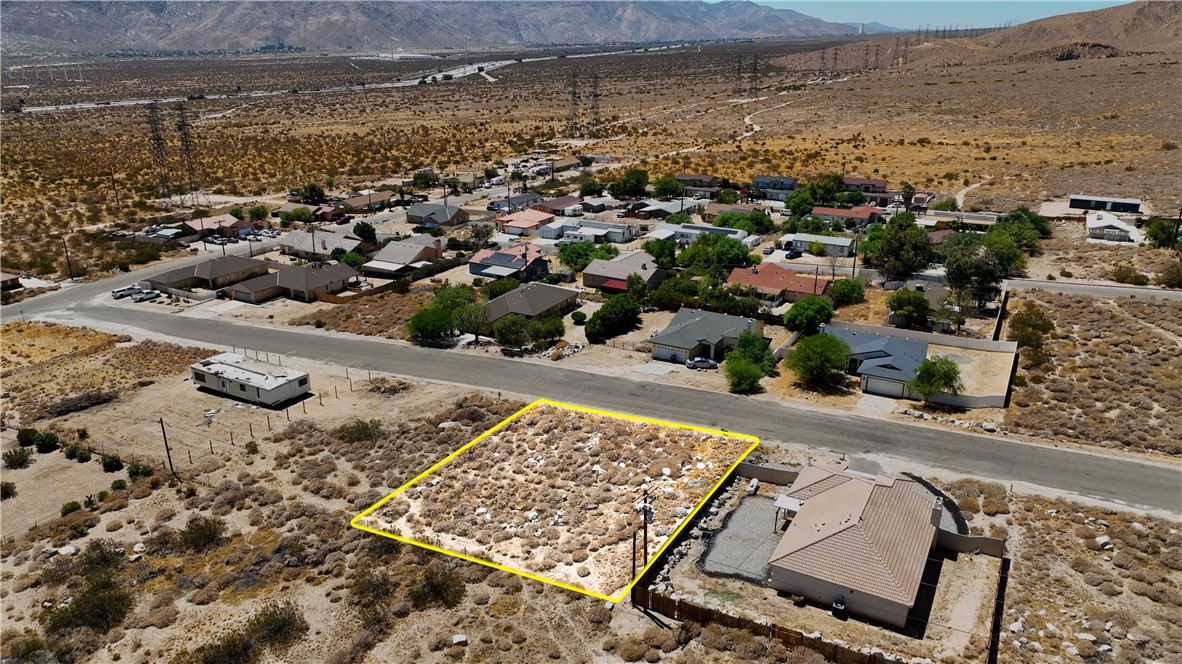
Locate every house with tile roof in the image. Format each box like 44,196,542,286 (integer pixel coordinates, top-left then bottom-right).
648,308,762,363
468,244,549,281
726,263,831,305
809,206,883,227
498,209,555,236
768,466,942,628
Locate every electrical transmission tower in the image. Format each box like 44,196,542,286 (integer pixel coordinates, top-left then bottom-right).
587,72,601,138
749,53,760,94
832,47,839,74
894,37,901,67
566,73,580,139
874,45,881,69
174,102,207,207
819,48,826,76
903,38,910,66
733,55,745,95
146,103,172,204
864,44,869,70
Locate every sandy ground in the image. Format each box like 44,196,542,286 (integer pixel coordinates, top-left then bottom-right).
928,343,1014,397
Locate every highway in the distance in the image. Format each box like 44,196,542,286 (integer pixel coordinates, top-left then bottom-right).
10,271,1177,514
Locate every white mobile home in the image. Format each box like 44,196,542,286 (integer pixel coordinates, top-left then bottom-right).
191,353,310,407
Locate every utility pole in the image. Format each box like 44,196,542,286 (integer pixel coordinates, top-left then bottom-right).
62,238,75,279
864,44,869,70
108,166,122,210
819,48,826,76
160,418,179,481
894,38,901,67
874,45,880,69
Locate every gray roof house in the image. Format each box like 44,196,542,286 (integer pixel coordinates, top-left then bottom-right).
229,264,359,304
406,203,470,228
486,283,580,323
583,250,669,290
648,308,763,363
362,236,444,277
823,326,928,399
278,231,363,260
752,175,798,202
149,256,270,292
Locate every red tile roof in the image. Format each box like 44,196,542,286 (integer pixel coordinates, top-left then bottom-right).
726,264,831,297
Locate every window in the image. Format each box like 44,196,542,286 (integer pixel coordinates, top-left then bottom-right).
239,383,247,392
297,377,308,387
193,372,206,383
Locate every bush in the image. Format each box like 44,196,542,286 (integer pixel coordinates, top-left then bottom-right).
17,428,39,446
571,311,587,325
100,455,124,472
1157,261,1182,289
957,496,980,514
178,514,227,552
828,278,865,307
61,501,83,517
244,601,308,650
3,447,33,469
1,481,15,499
782,295,833,336
785,334,850,387
127,462,154,480
64,446,79,460
35,432,60,453
585,293,640,341
725,357,765,394
408,563,466,609
42,574,133,634
110,479,128,491
334,419,384,443
1111,265,1149,286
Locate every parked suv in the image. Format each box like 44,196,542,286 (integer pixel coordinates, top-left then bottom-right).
685,357,718,370
111,286,140,299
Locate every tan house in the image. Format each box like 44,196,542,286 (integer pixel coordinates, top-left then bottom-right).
551,156,583,172
341,190,395,212
278,230,363,260
149,256,271,292
726,264,831,305
768,467,941,628
189,214,252,238
499,209,555,236
362,236,444,277
229,264,359,304
702,202,766,224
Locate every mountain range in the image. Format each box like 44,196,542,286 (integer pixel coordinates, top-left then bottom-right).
0,0,859,54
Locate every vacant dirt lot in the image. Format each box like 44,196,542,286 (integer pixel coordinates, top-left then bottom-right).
365,402,755,599
1028,219,1179,283
1005,291,1182,455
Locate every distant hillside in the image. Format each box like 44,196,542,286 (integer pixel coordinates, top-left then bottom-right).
978,0,1182,54
0,0,857,54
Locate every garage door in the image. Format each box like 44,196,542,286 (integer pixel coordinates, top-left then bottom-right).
653,346,683,363
862,376,904,398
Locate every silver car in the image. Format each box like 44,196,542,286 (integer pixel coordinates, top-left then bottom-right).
685,357,718,370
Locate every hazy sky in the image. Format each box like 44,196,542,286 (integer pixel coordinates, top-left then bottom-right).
760,1,1129,29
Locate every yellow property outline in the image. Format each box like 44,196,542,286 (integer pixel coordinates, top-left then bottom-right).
350,398,759,603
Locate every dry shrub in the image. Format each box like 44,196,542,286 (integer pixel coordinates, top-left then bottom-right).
982,498,1011,516
957,496,980,515
618,637,648,662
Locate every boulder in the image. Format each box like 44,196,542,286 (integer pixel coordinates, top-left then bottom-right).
452,634,468,646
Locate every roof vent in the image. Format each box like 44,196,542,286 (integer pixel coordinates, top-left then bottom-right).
641,263,647,270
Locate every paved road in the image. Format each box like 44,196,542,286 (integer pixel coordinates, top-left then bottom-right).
20,295,1178,514
1005,279,1182,301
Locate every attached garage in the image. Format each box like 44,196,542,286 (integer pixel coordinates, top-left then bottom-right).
653,345,687,363
862,375,905,398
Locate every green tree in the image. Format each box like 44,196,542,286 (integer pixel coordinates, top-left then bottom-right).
785,334,850,388
528,316,565,346
585,293,640,341
339,252,366,268
872,214,934,281
728,330,776,375
906,356,965,403
834,191,867,207
608,169,649,198
804,172,844,206
493,313,531,348
625,272,649,302
298,183,326,204
228,206,244,220
352,221,377,244
652,175,685,200
454,303,491,342
558,241,619,272
996,206,1051,238
483,278,519,301
782,295,833,336
931,198,959,211
677,233,756,276
468,224,495,250
412,171,439,188
886,289,931,328
579,177,604,198
986,217,1041,253
725,357,765,394
900,182,916,205
942,234,1005,306
1145,216,1180,249
828,278,865,307
431,285,477,312
248,205,269,222
407,307,454,341
785,189,815,218
642,239,677,269
716,188,739,204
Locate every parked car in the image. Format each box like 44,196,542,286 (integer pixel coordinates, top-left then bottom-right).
785,248,803,259
762,246,775,255
778,208,792,216
685,357,718,370
111,286,140,299
131,290,161,302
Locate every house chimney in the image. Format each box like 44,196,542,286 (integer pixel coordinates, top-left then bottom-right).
641,263,647,270
931,497,944,528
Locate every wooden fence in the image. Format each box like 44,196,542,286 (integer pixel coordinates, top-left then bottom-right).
634,587,901,664
314,279,404,304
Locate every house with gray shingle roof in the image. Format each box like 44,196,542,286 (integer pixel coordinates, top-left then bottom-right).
823,325,928,399
406,203,470,229
648,308,762,363
768,466,942,628
485,283,580,323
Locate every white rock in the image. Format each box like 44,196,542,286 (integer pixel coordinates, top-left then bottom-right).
133,543,146,553
1098,645,1112,652
1011,640,1022,650
803,631,821,639
1029,642,1043,653
1131,522,1147,533
696,463,705,470
1095,535,1111,548
128,554,142,563
58,545,77,556
1075,633,1096,642
475,507,487,516
661,467,671,476
1065,646,1078,657
1009,621,1024,633
452,634,468,646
